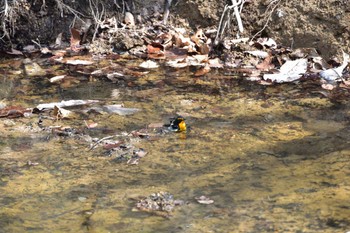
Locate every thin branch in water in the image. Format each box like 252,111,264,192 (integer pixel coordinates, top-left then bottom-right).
89,135,116,151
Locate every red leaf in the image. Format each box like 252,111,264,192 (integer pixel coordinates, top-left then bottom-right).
0,106,29,118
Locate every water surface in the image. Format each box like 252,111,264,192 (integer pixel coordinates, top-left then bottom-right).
1,55,350,232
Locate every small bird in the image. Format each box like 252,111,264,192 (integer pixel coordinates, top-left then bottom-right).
168,116,187,132
320,51,349,82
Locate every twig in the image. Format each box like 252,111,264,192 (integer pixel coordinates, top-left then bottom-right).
54,0,85,21
31,39,42,49
215,0,245,44
89,0,105,41
232,0,243,33
250,0,281,42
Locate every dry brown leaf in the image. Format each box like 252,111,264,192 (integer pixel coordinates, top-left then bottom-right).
147,44,162,54
198,43,210,55
147,44,165,59
53,106,74,119
191,29,207,46
70,28,81,50
0,106,28,118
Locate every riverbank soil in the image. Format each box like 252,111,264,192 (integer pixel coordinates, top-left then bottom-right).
0,0,349,59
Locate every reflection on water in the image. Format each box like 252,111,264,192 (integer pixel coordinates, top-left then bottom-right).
0,56,350,233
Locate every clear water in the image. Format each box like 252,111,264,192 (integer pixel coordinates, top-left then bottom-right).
1,55,350,233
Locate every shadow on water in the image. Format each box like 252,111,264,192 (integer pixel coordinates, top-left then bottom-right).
1,57,350,232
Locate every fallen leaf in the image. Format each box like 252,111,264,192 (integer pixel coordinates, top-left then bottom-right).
36,100,99,110
173,33,191,47
256,38,277,48
263,59,307,83
320,51,349,82
70,28,81,49
191,29,207,47
194,65,211,76
256,55,274,71
107,72,124,80
0,106,29,118
207,58,223,68
245,50,269,58
165,48,188,60
166,59,188,68
66,60,93,65
147,44,163,54
53,106,73,119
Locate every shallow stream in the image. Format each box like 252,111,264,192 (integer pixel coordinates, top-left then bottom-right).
1,55,350,232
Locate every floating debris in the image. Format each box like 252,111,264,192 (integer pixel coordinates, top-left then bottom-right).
135,192,184,217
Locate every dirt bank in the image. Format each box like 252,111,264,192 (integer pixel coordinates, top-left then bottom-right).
0,0,349,59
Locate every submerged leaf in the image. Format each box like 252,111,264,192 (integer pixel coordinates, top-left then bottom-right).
103,105,140,115
195,196,214,204
24,62,46,77
36,100,99,110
